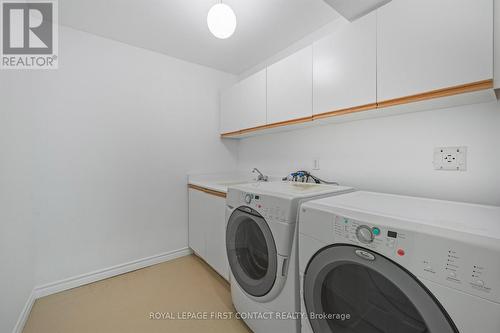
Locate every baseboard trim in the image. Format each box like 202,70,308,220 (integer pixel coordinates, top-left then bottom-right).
12,289,36,333
34,247,192,299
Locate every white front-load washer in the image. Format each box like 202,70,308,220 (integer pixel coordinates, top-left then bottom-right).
225,181,354,333
298,191,500,333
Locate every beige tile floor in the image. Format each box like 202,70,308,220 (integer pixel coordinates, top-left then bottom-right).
23,255,252,333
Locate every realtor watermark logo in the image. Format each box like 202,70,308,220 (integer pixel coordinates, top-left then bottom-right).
1,0,58,69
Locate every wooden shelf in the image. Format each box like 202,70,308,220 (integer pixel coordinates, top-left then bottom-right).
221,79,494,139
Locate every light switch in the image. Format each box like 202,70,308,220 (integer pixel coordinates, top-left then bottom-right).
313,159,320,170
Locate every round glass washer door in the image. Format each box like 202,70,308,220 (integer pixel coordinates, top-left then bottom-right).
226,207,277,297
303,244,458,333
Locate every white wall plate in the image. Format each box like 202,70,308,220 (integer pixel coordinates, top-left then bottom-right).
434,146,467,171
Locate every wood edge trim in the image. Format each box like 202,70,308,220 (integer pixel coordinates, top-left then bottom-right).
250,116,312,132
377,79,493,109
220,130,241,138
312,103,378,120
220,80,493,138
188,184,226,198
220,116,313,137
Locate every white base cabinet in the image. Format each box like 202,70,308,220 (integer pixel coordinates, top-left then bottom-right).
188,188,229,280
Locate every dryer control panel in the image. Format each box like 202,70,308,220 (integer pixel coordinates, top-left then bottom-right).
334,215,500,304
412,234,500,304
334,216,413,266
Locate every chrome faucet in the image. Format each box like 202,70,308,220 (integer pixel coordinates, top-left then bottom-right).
252,168,269,182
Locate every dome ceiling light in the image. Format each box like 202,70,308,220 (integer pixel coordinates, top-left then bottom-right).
207,1,237,39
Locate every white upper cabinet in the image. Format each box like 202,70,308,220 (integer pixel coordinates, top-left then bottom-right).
220,69,266,133
377,0,494,101
267,46,313,124
313,13,377,115
220,0,495,138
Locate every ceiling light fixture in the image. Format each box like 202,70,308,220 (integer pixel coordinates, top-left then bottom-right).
207,1,237,39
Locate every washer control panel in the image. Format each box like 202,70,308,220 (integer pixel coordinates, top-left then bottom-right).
237,192,291,223
334,215,500,304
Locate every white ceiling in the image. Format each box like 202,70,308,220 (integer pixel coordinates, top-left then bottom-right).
59,0,340,74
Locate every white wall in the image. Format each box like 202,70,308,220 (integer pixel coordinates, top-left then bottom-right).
32,27,237,285
0,24,238,321
0,69,36,333
238,101,500,206
495,0,500,89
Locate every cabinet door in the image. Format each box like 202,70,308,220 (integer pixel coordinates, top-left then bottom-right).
313,13,376,115
377,0,493,101
205,194,229,280
188,189,206,257
267,46,313,124
220,69,266,133
220,85,241,134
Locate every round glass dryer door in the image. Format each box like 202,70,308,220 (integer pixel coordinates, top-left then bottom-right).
303,245,458,333
226,207,277,297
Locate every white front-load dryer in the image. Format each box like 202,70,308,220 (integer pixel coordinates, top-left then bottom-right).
225,181,354,333
298,191,500,333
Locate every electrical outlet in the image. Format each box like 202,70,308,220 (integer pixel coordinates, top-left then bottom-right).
433,146,467,171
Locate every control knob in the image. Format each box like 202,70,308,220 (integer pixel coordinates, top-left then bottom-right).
356,225,374,244
244,193,253,204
